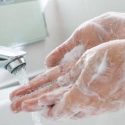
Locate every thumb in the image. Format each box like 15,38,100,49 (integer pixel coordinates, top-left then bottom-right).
45,30,81,67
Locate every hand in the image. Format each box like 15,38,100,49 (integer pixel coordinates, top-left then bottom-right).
46,40,125,119
10,12,125,119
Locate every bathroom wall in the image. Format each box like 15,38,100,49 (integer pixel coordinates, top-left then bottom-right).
1,0,125,87
0,0,47,46
25,0,66,73
56,0,125,36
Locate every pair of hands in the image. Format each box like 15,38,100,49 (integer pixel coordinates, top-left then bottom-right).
10,12,125,119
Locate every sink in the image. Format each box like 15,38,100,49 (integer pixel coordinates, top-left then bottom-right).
1,86,125,125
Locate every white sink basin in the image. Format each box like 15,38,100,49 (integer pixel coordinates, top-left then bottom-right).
1,86,125,125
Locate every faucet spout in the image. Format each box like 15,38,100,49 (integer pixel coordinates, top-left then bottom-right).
0,46,26,73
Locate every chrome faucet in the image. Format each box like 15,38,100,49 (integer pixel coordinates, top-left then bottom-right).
0,46,26,74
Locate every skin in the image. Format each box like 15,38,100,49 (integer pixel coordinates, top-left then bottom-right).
10,12,125,119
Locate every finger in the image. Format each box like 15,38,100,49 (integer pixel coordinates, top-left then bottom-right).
10,58,78,112
10,62,75,100
45,30,80,67
11,83,59,112
21,85,71,112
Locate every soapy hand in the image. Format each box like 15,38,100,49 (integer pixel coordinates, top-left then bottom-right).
46,40,125,119
10,12,125,119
